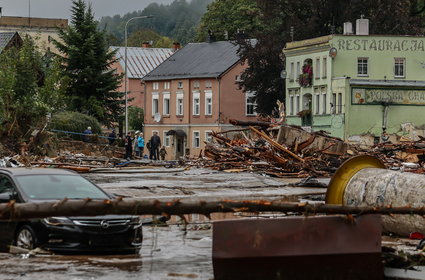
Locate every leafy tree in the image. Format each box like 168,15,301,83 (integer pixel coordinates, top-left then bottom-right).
0,37,66,148
127,29,174,48
54,0,124,125
99,0,213,45
128,106,144,131
237,0,425,115
196,0,261,41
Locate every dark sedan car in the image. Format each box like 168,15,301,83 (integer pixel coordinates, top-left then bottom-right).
0,168,142,254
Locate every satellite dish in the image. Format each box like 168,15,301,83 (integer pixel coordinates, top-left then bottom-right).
280,70,287,79
154,112,162,122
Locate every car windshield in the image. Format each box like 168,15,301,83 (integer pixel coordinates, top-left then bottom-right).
15,174,110,200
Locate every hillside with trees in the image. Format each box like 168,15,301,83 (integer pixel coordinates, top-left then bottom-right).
99,0,213,46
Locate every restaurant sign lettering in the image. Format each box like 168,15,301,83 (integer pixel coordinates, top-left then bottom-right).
352,88,425,105
336,38,425,52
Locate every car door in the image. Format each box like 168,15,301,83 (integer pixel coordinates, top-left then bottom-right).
0,174,19,251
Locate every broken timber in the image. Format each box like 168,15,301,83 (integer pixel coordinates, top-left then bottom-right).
0,199,424,220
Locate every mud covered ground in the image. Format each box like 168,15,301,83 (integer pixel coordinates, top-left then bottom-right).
0,168,327,280
0,225,212,280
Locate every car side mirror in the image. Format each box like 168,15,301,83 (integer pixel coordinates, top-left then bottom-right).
0,192,12,203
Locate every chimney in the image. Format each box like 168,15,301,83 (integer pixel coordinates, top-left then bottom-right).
142,41,152,48
356,16,369,35
172,42,181,51
343,22,353,35
206,30,216,43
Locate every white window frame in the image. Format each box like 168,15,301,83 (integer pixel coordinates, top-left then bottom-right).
205,130,213,143
315,58,320,79
193,91,200,116
153,82,159,90
332,93,337,114
320,87,328,115
245,91,256,116
205,90,212,115
163,131,171,147
322,57,327,78
176,93,184,116
177,81,183,89
314,87,320,115
394,58,405,78
164,82,170,90
357,57,369,76
290,62,294,81
193,81,200,89
152,92,159,116
205,80,212,88
163,92,170,115
296,61,301,80
295,94,300,114
193,131,200,148
289,94,294,116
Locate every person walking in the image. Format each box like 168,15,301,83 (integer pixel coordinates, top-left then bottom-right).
137,132,145,157
134,131,141,157
159,146,167,160
83,126,92,142
124,132,133,160
108,129,117,145
146,140,152,159
150,131,161,160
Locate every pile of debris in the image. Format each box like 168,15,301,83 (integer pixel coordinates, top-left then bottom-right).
370,139,425,173
193,120,355,178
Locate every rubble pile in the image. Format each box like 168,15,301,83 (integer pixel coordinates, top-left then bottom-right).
195,124,354,178
370,140,425,173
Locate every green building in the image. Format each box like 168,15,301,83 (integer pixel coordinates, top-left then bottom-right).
283,19,425,145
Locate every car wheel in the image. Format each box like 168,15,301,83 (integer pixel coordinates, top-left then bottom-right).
16,225,37,250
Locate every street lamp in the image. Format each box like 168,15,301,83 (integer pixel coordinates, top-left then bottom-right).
124,15,153,136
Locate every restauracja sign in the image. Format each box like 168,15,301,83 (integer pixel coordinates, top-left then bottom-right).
352,88,425,105
336,38,425,52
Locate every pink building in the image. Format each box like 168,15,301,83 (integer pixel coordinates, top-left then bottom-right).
143,40,257,160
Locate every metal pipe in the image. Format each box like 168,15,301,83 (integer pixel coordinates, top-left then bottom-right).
382,104,389,130
327,155,425,236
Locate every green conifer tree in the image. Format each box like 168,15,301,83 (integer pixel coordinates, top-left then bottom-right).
54,0,124,125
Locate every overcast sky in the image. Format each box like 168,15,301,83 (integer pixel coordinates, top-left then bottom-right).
0,0,173,20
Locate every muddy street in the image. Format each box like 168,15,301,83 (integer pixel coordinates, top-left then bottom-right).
0,168,324,280
0,225,212,280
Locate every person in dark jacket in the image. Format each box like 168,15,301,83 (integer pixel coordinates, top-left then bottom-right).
124,132,133,160
108,129,117,145
150,132,161,160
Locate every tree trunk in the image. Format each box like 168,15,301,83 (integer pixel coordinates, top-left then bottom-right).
0,198,424,220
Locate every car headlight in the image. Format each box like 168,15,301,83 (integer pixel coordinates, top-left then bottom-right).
43,217,74,226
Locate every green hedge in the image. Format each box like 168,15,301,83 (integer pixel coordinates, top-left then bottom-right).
48,111,102,141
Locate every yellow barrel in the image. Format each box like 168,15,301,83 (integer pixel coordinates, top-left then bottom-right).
326,155,425,236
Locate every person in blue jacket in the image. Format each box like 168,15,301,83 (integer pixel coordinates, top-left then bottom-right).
135,131,145,157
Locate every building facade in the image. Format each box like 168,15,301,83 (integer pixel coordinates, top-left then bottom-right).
284,20,425,145
0,16,67,53
143,41,257,159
